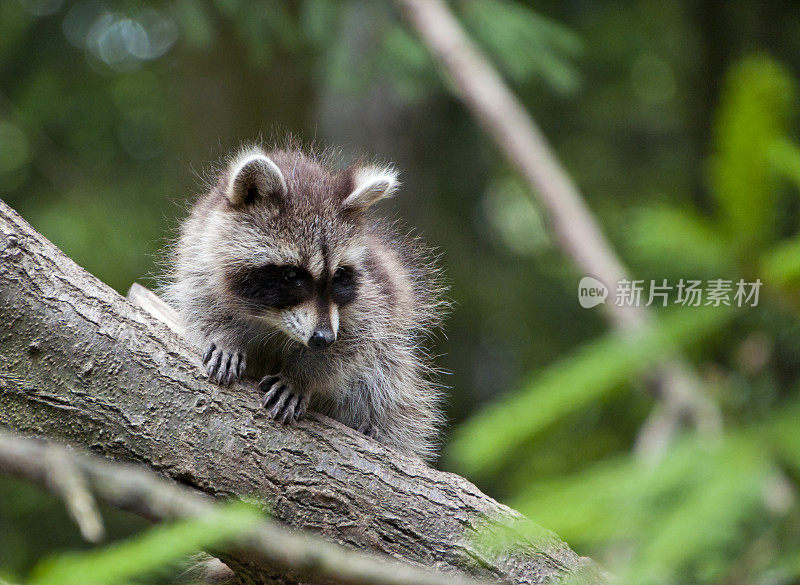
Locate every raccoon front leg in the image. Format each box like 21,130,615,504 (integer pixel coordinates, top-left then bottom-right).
195,321,250,385
259,373,310,423
202,342,246,385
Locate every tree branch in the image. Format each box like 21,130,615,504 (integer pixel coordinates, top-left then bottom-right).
393,0,721,459
0,430,502,585
0,198,603,585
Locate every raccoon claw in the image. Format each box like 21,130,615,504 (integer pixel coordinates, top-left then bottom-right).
358,422,379,440
259,374,309,423
202,342,246,385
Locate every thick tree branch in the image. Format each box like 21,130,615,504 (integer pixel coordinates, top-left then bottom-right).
393,0,720,458
0,198,603,585
0,430,500,585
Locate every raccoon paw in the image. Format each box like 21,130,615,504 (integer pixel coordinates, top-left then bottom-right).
259,374,309,423
357,421,380,440
202,342,246,385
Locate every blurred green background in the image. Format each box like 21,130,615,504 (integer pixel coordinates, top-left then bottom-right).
3,1,800,584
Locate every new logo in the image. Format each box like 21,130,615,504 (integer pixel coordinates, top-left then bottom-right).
578,276,608,308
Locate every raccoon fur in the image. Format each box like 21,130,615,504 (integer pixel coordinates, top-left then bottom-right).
163,145,446,461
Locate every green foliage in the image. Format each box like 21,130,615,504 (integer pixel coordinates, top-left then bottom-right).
761,236,800,286
448,306,733,477
451,52,800,585
514,435,777,585
459,0,582,93
28,502,260,585
628,55,800,277
4,3,800,585
708,56,794,251
769,136,800,193
626,206,731,277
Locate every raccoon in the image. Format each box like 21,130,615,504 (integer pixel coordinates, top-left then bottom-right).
164,145,446,461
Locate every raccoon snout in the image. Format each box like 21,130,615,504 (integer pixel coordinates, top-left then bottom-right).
308,328,335,349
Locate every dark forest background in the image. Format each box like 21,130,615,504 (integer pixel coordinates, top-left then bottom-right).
3,1,800,584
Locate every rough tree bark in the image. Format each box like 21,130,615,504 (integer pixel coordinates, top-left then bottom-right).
0,199,603,584
0,430,501,585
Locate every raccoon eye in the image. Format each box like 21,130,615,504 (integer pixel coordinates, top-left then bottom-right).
333,266,353,283
331,266,358,306
282,266,301,283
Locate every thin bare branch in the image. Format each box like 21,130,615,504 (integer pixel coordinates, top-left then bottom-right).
42,448,105,542
394,0,721,458
0,430,498,585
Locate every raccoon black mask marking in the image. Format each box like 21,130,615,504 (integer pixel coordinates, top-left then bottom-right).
164,145,446,461
228,262,358,311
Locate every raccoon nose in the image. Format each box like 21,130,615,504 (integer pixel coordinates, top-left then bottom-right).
309,329,335,349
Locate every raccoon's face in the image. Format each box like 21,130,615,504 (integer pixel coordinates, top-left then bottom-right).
217,149,398,349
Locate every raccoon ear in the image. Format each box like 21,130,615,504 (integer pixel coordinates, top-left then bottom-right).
226,154,287,207
342,166,399,211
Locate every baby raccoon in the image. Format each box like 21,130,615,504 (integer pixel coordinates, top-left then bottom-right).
164,145,446,461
